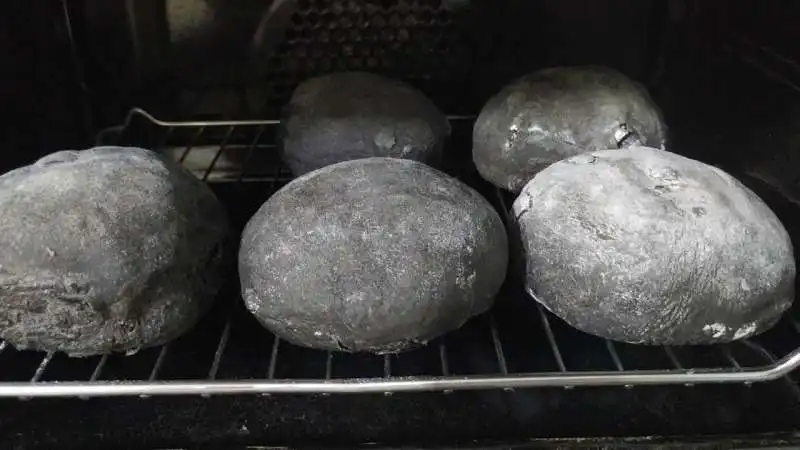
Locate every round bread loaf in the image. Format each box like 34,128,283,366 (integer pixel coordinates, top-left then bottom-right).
474,66,667,193
281,71,451,176
0,147,229,357
239,157,508,353
513,147,795,345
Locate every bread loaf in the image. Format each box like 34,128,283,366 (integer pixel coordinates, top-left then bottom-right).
474,66,666,193
282,72,451,176
0,147,229,356
239,157,508,353
513,147,794,344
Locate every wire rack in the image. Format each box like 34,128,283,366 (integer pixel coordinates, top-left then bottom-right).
1,107,799,399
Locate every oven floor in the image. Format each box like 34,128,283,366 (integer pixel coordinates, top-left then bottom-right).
1,384,799,449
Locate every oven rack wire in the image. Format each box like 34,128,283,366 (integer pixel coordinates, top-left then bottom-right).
0,107,799,399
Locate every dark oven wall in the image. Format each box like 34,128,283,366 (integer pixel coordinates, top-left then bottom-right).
75,0,664,125
653,0,800,202
717,0,800,203
0,0,92,172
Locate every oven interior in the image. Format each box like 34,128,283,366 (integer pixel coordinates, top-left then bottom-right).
2,0,800,448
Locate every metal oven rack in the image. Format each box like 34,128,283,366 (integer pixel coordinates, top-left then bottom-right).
0,107,799,399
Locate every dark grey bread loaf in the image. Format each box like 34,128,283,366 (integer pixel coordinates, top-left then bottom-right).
281,72,451,176
239,157,508,353
474,66,667,193
0,147,229,357
513,147,795,345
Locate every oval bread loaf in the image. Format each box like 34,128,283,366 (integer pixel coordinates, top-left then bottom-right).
239,157,508,353
513,147,795,345
474,66,666,193
282,71,451,176
0,147,229,356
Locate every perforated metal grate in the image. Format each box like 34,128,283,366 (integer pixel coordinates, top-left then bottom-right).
253,0,474,116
